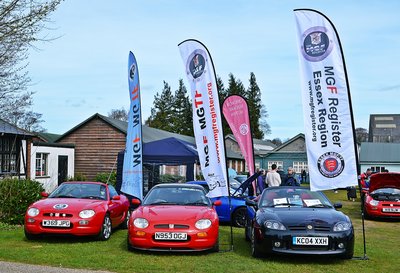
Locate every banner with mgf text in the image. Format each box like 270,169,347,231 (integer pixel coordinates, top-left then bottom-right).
121,51,143,199
178,39,228,198
294,9,358,191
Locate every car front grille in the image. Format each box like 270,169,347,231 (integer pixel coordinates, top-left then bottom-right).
288,225,331,232
43,212,73,218
154,224,190,229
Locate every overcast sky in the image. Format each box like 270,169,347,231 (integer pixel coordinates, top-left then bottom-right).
28,0,400,141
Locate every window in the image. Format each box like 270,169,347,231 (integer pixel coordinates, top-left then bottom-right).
293,161,308,174
371,166,385,173
36,153,48,177
267,161,283,170
0,136,19,174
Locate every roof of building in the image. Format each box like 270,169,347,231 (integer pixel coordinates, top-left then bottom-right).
0,118,34,137
225,134,276,154
360,142,400,163
55,113,196,144
37,132,62,143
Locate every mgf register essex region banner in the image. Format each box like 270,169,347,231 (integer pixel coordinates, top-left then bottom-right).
294,9,358,191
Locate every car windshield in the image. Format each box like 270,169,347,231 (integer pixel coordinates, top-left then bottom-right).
144,186,211,206
49,183,107,200
259,187,333,208
370,188,400,201
230,178,248,196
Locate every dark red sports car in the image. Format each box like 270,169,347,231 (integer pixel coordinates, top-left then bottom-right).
127,183,221,252
24,181,130,240
364,172,400,219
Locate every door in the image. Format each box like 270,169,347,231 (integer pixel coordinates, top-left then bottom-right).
58,155,68,185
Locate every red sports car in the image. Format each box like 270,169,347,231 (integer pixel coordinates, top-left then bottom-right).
24,181,130,240
127,183,221,252
364,172,400,219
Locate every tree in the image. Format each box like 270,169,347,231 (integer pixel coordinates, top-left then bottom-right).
245,72,270,139
172,79,193,136
270,138,283,146
355,127,368,144
0,0,63,130
108,108,128,121
145,81,175,132
226,73,246,96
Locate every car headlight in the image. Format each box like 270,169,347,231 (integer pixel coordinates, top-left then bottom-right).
79,210,95,219
133,218,149,229
369,199,379,206
264,220,286,230
195,219,212,229
333,221,352,232
27,208,40,217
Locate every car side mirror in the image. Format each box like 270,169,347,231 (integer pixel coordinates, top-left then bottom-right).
112,195,121,201
41,192,49,198
213,200,222,206
245,198,258,208
131,198,141,208
333,202,342,209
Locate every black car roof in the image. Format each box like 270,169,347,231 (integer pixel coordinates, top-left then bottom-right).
152,183,204,190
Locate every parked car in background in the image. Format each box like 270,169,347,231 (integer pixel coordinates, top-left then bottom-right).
245,186,354,259
364,172,400,219
24,182,130,240
127,183,220,252
187,178,248,227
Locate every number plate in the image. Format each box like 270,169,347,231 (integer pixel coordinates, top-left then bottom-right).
293,236,328,246
154,232,187,241
382,208,400,213
42,220,71,227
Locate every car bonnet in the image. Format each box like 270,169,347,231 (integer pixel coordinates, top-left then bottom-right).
369,172,400,192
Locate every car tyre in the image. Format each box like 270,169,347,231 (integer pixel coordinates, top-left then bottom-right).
232,207,247,228
121,209,131,229
98,214,112,241
127,236,135,251
211,237,219,253
251,228,262,258
24,229,39,240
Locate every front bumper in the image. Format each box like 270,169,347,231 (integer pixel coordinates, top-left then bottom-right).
253,226,354,256
128,227,218,252
24,215,103,236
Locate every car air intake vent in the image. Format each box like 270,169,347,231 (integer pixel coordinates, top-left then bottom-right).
43,213,73,218
288,225,306,231
154,224,190,229
313,226,331,232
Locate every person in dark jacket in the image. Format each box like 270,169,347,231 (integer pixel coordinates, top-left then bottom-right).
282,167,300,186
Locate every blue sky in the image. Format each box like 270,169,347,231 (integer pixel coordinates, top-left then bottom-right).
28,0,400,140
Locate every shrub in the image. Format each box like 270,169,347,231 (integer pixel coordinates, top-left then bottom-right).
160,174,185,183
0,178,45,225
95,171,116,187
68,172,87,181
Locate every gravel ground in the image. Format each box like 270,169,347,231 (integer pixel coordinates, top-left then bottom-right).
0,261,115,273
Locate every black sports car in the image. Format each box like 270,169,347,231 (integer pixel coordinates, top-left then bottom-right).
245,187,354,259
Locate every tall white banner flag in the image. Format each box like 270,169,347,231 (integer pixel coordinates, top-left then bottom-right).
294,9,358,191
178,39,228,198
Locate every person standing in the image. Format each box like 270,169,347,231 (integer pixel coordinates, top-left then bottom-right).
277,166,286,184
266,164,281,187
283,167,300,186
256,169,266,194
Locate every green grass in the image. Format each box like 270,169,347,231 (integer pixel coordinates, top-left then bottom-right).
1,190,399,273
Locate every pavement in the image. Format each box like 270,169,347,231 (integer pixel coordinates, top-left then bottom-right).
0,261,114,273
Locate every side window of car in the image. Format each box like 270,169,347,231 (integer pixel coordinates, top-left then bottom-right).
108,185,118,199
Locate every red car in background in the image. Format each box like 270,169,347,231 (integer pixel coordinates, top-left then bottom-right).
127,183,221,252
24,182,130,240
364,172,400,219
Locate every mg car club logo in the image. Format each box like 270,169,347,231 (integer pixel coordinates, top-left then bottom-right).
53,204,68,210
301,26,333,62
187,50,206,80
129,63,136,80
317,152,345,178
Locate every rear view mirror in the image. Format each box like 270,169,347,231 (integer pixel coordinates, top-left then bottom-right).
334,202,343,209
131,198,141,208
41,192,49,198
